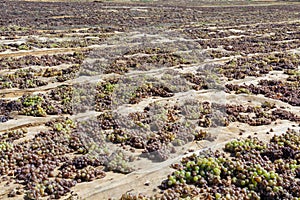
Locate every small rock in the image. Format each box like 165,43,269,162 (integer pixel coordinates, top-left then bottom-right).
144,180,150,186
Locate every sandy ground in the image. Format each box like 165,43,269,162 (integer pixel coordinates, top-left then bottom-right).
0,1,300,200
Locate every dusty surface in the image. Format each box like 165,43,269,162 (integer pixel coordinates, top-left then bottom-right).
0,0,299,199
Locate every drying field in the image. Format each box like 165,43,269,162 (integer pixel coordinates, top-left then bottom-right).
0,0,300,199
